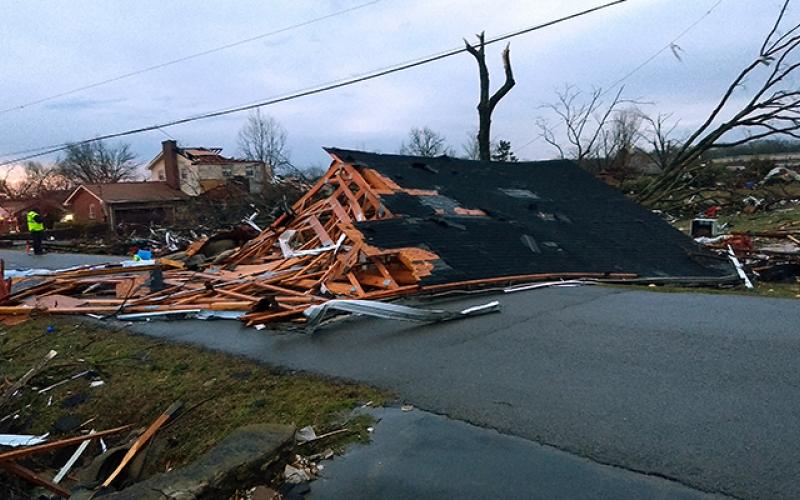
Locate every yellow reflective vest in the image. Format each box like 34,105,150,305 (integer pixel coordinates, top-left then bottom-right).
27,211,44,232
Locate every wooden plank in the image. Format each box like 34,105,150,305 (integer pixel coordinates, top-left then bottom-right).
0,425,131,462
101,403,182,488
0,306,35,315
0,461,70,498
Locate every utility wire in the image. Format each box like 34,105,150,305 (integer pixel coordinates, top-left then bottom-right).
514,0,724,155
0,0,628,167
0,0,385,116
601,0,723,95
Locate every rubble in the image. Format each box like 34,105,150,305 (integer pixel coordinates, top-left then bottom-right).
1,149,737,329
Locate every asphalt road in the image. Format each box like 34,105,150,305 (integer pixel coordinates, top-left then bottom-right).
122,286,800,499
5,250,796,498
0,249,123,271
309,407,718,500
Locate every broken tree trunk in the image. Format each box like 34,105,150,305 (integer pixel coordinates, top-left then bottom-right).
464,32,515,161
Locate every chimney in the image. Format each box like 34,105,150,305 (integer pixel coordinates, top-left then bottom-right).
162,140,180,190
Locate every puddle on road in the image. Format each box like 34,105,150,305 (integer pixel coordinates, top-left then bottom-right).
306,407,720,500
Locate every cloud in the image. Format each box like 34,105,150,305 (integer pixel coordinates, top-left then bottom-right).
0,0,795,171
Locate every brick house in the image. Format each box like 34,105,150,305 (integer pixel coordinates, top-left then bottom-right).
146,140,269,195
63,182,189,228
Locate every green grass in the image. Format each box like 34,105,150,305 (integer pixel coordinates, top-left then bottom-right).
718,206,800,233
623,281,800,300
0,318,388,483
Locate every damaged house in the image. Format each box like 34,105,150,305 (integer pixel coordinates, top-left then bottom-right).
147,140,269,195
1,148,735,327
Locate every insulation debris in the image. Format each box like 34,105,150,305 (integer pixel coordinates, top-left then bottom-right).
0,149,735,329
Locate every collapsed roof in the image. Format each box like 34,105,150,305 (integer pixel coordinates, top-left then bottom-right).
327,148,731,283
1,148,734,328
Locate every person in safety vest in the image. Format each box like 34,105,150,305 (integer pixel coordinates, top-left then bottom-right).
27,208,45,255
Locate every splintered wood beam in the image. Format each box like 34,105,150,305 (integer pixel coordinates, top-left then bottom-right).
328,196,352,224
346,272,365,297
215,289,260,302
242,307,306,326
291,278,323,289
360,167,403,191
361,285,421,299
0,425,132,462
252,282,325,300
287,252,331,281
334,180,366,221
370,258,399,289
355,273,394,289
290,164,338,212
359,167,394,191
341,164,383,212
308,215,334,246
0,461,70,498
322,280,357,296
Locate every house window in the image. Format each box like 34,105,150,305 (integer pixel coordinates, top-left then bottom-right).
158,171,165,181
222,166,233,177
245,166,255,177
180,168,188,181
88,204,96,220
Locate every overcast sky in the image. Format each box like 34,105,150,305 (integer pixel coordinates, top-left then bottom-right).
0,0,795,177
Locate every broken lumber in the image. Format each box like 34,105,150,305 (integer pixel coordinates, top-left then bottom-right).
100,401,182,488
0,425,131,462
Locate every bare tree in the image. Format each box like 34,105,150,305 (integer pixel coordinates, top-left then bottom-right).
465,32,516,161
399,127,453,157
237,109,290,179
11,161,72,198
637,0,800,203
461,129,481,160
536,85,626,167
57,141,139,184
640,113,681,173
598,107,644,178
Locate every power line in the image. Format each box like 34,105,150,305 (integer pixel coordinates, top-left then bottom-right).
0,0,385,116
602,0,723,95
0,0,629,168
514,0,724,155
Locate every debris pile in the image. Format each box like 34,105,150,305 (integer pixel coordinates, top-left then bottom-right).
1,149,737,328
695,229,800,283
